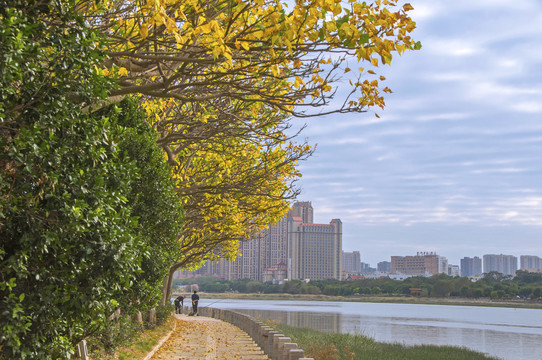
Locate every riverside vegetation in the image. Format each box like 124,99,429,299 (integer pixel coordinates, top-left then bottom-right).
174,271,542,302
267,322,500,360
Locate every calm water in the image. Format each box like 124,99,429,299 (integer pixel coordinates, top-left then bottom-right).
200,299,542,360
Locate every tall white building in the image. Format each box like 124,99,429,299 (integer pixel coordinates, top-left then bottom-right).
520,255,542,271
438,256,449,274
483,254,517,276
448,264,460,277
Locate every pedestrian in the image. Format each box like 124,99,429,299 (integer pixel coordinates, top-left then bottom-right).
191,290,199,316
174,295,184,314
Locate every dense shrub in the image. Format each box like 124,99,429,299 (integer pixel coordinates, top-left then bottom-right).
0,3,182,358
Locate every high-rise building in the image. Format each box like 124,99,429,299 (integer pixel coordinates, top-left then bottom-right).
202,216,288,281
290,201,314,223
391,252,446,276
377,261,391,273
483,254,517,276
262,216,289,275
520,255,542,271
460,256,482,277
200,201,341,281
342,251,361,273
288,216,342,280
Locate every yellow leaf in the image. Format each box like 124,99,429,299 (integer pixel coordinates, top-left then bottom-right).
118,67,129,76
140,24,149,39
271,65,279,77
200,23,212,34
240,41,250,51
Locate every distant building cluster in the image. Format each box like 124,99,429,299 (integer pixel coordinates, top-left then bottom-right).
391,252,448,277
177,201,343,282
175,201,542,281
387,254,542,279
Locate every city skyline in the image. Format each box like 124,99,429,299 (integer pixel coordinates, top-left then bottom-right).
290,0,542,266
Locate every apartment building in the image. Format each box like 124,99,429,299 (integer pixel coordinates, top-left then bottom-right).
520,255,542,272
483,254,517,276
391,252,447,276
342,251,361,273
460,256,483,277
377,261,391,273
288,216,342,281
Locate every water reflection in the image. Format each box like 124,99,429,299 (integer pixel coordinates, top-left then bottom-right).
229,308,343,333
209,300,542,360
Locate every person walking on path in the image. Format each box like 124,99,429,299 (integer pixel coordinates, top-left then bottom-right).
174,295,184,314
191,290,199,316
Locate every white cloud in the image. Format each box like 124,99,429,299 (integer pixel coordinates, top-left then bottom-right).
415,112,472,121
509,102,542,114
471,168,528,174
410,3,440,20
327,137,367,145
422,38,482,57
427,72,471,82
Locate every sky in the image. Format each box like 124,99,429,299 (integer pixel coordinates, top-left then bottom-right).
290,0,542,267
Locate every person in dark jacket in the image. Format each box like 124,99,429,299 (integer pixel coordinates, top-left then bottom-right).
191,291,199,315
174,295,184,314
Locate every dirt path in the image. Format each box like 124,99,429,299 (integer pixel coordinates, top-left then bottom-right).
149,314,269,360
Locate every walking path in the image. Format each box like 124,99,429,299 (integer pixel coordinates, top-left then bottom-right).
149,314,269,360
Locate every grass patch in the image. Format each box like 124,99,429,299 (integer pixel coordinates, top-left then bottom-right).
266,321,499,360
95,316,175,360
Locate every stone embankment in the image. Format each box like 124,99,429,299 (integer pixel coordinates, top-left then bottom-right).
147,307,313,360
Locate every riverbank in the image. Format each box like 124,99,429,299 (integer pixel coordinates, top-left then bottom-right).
191,292,542,309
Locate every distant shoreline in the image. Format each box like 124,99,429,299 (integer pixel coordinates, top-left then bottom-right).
178,292,542,309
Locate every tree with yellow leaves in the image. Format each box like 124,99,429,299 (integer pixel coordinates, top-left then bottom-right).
79,0,419,295
82,0,418,115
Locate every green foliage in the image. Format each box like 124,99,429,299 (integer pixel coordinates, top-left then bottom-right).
0,3,182,358
154,305,174,326
87,315,144,357
98,99,184,309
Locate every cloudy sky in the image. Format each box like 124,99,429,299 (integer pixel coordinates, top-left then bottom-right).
292,0,542,266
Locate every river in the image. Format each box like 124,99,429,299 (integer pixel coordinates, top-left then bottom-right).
200,299,542,360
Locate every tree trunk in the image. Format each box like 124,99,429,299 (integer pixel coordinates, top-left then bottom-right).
147,308,156,325
161,264,182,305
160,274,170,306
